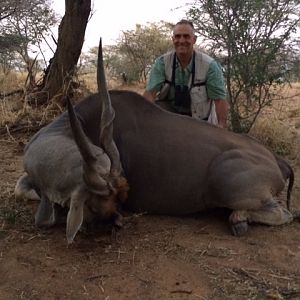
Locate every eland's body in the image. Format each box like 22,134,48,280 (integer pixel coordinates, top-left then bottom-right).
72,91,294,235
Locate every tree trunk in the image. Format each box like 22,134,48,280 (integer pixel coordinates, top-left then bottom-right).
37,0,91,104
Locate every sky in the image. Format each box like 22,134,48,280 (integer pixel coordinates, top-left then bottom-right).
51,0,189,52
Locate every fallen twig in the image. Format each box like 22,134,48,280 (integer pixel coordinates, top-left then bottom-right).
170,289,193,294
5,125,16,141
0,89,23,99
85,274,109,282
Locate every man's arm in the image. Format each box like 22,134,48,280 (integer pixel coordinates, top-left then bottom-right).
143,56,166,103
214,99,228,128
206,60,228,128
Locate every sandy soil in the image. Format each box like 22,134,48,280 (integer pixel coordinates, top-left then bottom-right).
0,109,300,300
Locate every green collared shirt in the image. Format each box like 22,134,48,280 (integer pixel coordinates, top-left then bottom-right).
146,53,226,101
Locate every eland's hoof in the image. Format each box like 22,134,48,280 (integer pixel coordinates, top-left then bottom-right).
231,221,248,236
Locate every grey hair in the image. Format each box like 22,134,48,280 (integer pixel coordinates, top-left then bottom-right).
175,19,194,29
174,19,195,34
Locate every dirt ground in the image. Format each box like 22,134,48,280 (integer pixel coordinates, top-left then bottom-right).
0,97,300,300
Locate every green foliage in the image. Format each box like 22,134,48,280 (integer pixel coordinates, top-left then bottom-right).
0,0,58,75
288,52,300,82
187,0,300,132
0,34,26,74
79,22,174,84
116,22,173,82
0,0,20,21
0,34,25,52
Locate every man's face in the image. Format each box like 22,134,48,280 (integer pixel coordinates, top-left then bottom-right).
172,24,197,57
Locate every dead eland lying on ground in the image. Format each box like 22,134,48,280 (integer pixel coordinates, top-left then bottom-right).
15,39,295,243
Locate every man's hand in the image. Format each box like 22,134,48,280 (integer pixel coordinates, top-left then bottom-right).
143,90,157,102
214,99,228,129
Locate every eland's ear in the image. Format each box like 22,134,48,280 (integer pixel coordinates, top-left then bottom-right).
66,189,86,244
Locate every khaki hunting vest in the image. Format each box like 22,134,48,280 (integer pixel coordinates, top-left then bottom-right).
159,50,218,125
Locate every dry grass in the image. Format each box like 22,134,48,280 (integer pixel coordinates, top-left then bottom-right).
249,83,300,165
79,72,146,94
0,95,64,137
0,72,27,93
250,118,299,163
79,73,125,92
79,73,98,92
0,97,20,126
0,71,63,130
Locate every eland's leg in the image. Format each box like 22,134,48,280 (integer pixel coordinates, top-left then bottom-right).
206,149,292,236
229,199,293,236
35,196,65,227
15,173,40,201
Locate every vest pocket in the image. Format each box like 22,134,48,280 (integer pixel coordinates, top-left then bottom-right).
190,86,210,119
